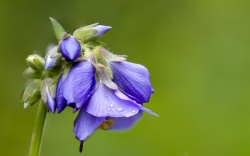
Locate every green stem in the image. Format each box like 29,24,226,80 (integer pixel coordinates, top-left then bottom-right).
28,101,47,156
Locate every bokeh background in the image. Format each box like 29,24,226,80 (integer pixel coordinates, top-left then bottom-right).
1,0,250,155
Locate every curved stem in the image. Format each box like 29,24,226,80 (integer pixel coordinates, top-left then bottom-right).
28,101,47,156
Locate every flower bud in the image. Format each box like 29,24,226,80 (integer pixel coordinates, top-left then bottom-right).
73,24,111,42
45,46,61,69
26,54,45,71
92,25,112,37
59,36,81,61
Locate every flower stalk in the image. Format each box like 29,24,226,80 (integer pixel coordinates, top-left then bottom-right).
28,101,47,156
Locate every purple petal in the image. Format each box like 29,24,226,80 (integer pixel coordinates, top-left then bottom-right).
45,46,59,70
63,61,96,109
115,90,159,117
62,69,75,105
93,25,112,36
86,83,140,118
108,110,143,131
56,75,67,113
46,86,56,113
73,108,105,141
109,61,153,103
60,36,81,61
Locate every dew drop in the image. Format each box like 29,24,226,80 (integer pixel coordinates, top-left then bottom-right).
107,108,111,111
132,110,136,113
110,104,114,107
117,107,124,112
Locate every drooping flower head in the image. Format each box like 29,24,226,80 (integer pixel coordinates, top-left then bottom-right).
21,17,158,153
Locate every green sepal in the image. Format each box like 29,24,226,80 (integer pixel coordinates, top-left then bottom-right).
92,47,113,79
26,54,45,71
96,64,118,90
22,67,43,79
49,17,66,41
73,26,97,42
21,79,41,108
95,46,127,62
86,41,108,48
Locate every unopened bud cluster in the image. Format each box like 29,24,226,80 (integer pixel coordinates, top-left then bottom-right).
21,17,113,110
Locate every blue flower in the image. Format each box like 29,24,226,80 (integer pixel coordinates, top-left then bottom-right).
59,36,81,61
73,82,157,141
22,18,158,154
55,59,157,144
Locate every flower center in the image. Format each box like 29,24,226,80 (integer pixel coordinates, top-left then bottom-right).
99,119,114,130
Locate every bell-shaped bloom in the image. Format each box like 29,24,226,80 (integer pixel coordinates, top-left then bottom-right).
73,82,158,141
45,86,56,113
59,36,81,61
109,61,153,103
55,60,96,112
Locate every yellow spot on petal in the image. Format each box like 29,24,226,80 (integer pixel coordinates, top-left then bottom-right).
99,122,109,130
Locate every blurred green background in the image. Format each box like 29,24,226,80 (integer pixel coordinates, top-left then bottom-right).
1,0,250,155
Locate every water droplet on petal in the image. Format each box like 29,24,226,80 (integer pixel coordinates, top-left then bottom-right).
132,110,136,113
110,104,114,107
117,107,124,112
107,108,111,111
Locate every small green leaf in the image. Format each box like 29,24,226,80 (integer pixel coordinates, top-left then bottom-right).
93,47,113,79
49,17,66,41
24,91,41,109
96,64,118,90
86,41,108,48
